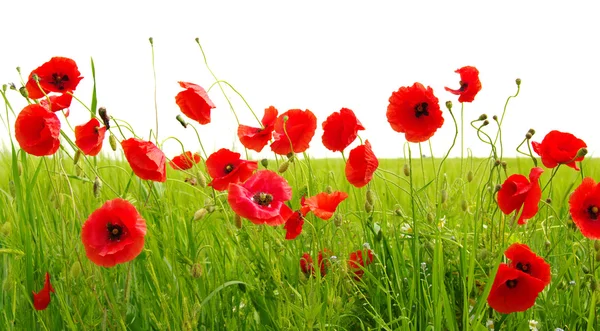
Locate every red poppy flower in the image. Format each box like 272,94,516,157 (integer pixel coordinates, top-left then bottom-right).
175,81,215,125
345,140,379,188
487,263,546,314
169,151,201,170
569,177,600,239
238,106,278,152
81,198,147,267
386,82,444,143
444,66,482,103
121,138,166,182
270,109,317,155
349,249,374,279
497,167,543,225
532,130,587,171
75,118,106,156
300,253,314,276
505,243,551,286
227,170,293,225
321,108,365,152
300,250,331,277
25,57,83,99
39,93,73,113
300,191,349,220
15,104,61,156
206,148,258,191
32,272,54,310
284,211,304,240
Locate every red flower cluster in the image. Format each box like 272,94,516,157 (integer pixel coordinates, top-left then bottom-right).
206,148,258,191
497,167,543,225
175,82,215,125
169,151,201,170
227,170,293,225
300,249,332,277
569,177,600,239
238,106,278,152
75,118,107,156
301,191,349,220
487,243,551,314
532,130,587,171
270,109,317,155
321,108,364,152
444,66,482,103
81,198,147,267
121,138,167,182
349,248,374,279
32,272,54,310
387,82,444,143
345,140,378,188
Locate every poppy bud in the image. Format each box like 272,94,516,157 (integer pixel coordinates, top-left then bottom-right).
467,170,474,182
516,78,522,86
545,198,552,204
283,115,289,122
196,171,207,188
403,164,410,177
364,200,373,213
575,147,588,159
193,208,208,221
494,184,502,193
109,134,117,151
195,37,200,43
445,101,452,110
69,261,82,278
191,263,203,278
98,107,110,129
260,158,269,168
441,189,448,204
16,66,21,74
19,86,28,98
334,214,343,227
176,114,188,128
482,120,489,126
278,160,290,173
528,128,535,135
500,161,507,170
149,37,154,45
73,149,81,165
545,240,551,249
526,132,533,140
366,189,375,205
93,176,102,198
494,159,501,167
461,199,468,212
478,114,488,121
595,240,600,252
234,214,243,229
9,83,16,90
287,152,295,162
492,115,498,121
0,222,11,237
325,185,333,194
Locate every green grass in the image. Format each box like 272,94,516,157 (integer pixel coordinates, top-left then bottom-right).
1,148,598,330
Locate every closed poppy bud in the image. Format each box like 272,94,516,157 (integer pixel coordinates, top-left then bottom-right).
545,198,552,204
196,171,207,188
478,114,488,121
260,158,269,168
467,170,474,182
278,160,290,173
374,223,382,242
482,120,489,126
109,134,117,151
73,149,81,165
501,161,507,170
494,184,502,192
526,132,533,140
193,208,208,221
176,114,188,128
234,214,242,229
9,83,16,90
325,185,333,194
493,115,498,121
19,86,29,98
461,200,468,212
364,200,373,213
93,176,102,198
366,189,374,205
403,164,410,177
576,148,588,159
516,78,522,86
69,261,82,278
445,101,452,110
191,263,202,278
17,162,22,176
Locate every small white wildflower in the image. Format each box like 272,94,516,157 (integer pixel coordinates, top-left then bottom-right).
528,320,538,331
437,216,446,229
486,318,494,330
420,262,427,272
482,224,488,229
569,280,576,286
400,223,413,237
330,256,338,263
363,242,371,250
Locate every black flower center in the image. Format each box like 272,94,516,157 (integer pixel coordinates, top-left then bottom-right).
253,192,273,207
459,81,468,92
516,262,531,274
588,206,599,220
414,102,429,118
107,223,124,241
224,164,234,174
505,279,518,289
50,73,70,90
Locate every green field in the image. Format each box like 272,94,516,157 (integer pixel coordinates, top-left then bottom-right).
0,151,597,330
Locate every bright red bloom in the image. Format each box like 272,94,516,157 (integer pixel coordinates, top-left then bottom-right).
270,109,317,155
75,118,106,156
300,250,331,277
81,198,147,267
39,93,73,113
349,249,374,279
505,243,551,286
569,177,600,239
444,66,482,103
238,106,278,152
345,140,379,188
300,253,314,276
15,104,61,156
321,108,364,152
284,211,304,240
169,151,201,170
532,130,587,171
227,170,293,225
487,264,546,314
206,148,258,191
301,191,349,220
497,167,543,225
25,57,83,99
175,82,215,125
386,82,444,143
32,272,54,310
121,138,166,182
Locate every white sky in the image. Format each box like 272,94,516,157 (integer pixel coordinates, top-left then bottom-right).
1,1,599,160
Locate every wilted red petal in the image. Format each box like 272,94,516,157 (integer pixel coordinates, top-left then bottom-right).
321,107,364,152
301,191,349,220
505,243,551,286
444,66,482,103
532,130,586,171
121,138,166,182
270,109,317,155
345,140,379,188
175,81,215,125
487,264,546,314
386,82,444,143
569,177,600,239
25,57,83,99
75,118,106,156
206,148,258,191
15,104,61,156
169,151,201,170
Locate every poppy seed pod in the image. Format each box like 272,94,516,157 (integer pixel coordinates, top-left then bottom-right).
93,176,102,198
278,160,290,173
478,114,488,121
366,189,374,205
260,158,269,168
196,171,207,188
193,208,208,221
364,200,373,213
403,164,410,177
445,101,452,110
467,170,474,182
516,78,522,86
461,200,468,212
109,134,117,151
